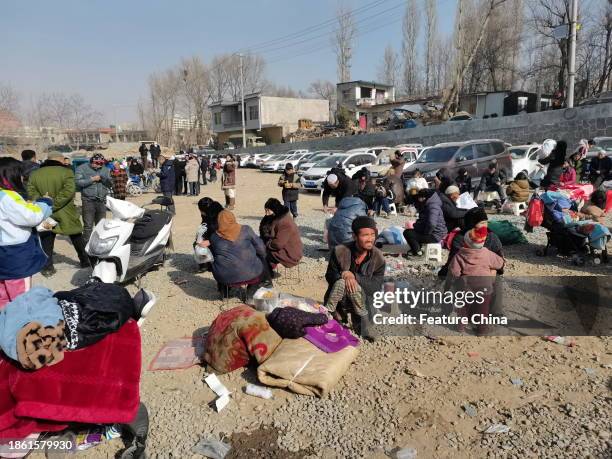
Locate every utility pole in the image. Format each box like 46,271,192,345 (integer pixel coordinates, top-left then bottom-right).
567,0,578,108
239,53,246,149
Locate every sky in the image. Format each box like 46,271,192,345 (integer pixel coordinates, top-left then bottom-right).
1,0,456,125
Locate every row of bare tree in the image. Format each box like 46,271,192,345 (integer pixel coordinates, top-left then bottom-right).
369,0,612,104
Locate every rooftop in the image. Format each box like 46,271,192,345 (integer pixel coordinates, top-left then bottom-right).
337,80,394,88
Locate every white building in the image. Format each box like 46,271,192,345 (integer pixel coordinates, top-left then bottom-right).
171,114,196,132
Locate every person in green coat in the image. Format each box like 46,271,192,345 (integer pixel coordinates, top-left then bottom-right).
27,151,90,277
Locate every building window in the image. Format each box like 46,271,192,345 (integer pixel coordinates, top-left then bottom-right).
249,105,259,120
361,87,372,98
214,112,221,125
342,89,352,101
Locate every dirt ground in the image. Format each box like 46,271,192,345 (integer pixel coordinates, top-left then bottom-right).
30,168,611,459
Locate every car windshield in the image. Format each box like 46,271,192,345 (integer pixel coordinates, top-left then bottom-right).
598,139,612,150
307,154,330,163
415,146,459,163
316,155,347,167
510,148,528,159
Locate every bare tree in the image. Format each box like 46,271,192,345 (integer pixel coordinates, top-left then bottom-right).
401,0,420,95
147,69,182,146
226,54,267,101
309,79,337,122
442,0,509,118
424,0,439,93
377,45,400,88
332,3,357,83
209,55,231,102
181,56,212,145
0,83,20,116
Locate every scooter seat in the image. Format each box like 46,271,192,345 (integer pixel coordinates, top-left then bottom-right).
130,210,172,242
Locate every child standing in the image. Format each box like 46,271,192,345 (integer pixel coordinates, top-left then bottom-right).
278,163,300,218
448,223,505,335
373,182,394,217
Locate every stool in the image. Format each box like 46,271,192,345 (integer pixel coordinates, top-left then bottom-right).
425,243,443,263
502,200,527,216
388,203,397,215
276,262,301,287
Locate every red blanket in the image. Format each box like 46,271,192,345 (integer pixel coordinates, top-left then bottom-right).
0,320,141,440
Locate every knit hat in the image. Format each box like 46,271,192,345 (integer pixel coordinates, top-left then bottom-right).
444,185,460,195
464,225,488,249
326,174,338,184
90,153,105,166
351,216,377,235
464,206,488,230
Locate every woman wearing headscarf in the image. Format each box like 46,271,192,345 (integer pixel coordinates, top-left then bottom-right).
111,161,128,200
260,198,303,273
208,210,268,296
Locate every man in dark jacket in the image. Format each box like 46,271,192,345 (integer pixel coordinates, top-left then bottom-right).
439,185,467,231
158,155,175,214
322,168,356,210
589,151,612,189
20,149,39,183
324,216,385,340
403,188,448,256
139,142,149,167
75,153,112,242
455,168,472,195
174,155,187,195
278,163,300,218
150,142,161,168
200,155,209,186
539,140,567,188
476,163,507,208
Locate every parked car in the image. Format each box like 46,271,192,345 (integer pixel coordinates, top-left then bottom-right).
345,146,391,157
221,142,235,150
578,91,612,107
261,154,291,172
402,139,513,188
368,147,420,178
47,144,73,153
509,144,543,179
300,152,377,191
254,154,276,167
297,150,344,175
592,137,612,154
448,112,473,121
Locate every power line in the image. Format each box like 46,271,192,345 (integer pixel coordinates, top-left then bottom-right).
236,0,391,54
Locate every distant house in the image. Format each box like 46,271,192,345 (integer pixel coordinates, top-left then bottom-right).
209,93,329,146
459,91,554,118
336,80,395,127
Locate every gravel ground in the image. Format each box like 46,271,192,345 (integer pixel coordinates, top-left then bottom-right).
29,169,611,459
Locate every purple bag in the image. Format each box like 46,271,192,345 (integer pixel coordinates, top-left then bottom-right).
304,319,359,353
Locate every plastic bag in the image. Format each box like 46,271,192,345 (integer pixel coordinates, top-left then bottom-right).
252,287,279,313
456,192,478,210
192,437,231,459
106,196,145,220
194,245,214,264
36,217,57,233
526,197,544,228
376,226,407,245
537,139,557,159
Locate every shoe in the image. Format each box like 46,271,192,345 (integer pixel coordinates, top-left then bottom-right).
271,271,281,279
133,289,156,326
41,266,57,277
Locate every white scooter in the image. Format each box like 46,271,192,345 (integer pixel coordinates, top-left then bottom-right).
86,196,173,284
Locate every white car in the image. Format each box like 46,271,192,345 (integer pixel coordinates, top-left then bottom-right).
261,154,292,172
277,152,311,171
297,151,344,175
255,154,276,167
345,146,391,157
509,144,543,179
300,152,377,191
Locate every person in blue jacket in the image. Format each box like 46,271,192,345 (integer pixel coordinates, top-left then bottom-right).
158,154,176,214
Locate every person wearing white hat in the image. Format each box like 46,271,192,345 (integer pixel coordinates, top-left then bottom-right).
321,170,356,212
440,183,467,231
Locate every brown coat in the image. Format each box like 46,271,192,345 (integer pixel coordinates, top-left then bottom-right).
390,157,405,177
267,211,303,268
222,160,236,189
506,179,530,202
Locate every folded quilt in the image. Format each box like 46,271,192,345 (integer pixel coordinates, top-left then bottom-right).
257,337,358,397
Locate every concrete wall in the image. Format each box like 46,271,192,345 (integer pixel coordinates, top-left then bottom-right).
230,103,612,156
260,96,329,137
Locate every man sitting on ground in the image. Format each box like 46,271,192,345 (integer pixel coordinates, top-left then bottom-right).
324,216,385,341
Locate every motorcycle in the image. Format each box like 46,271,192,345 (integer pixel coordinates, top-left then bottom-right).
86,196,173,284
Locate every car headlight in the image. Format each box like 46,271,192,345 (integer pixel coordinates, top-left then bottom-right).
89,233,118,255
